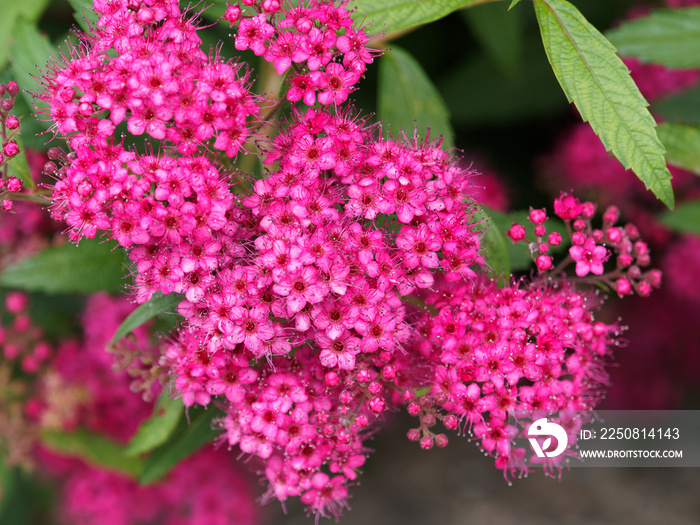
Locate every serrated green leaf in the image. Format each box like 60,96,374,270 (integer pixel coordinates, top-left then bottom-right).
653,85,700,125
351,0,499,35
0,238,127,294
474,208,510,284
606,7,700,69
0,0,49,69
125,394,184,457
378,46,454,146
9,18,55,126
139,407,221,485
462,2,522,78
111,293,183,345
67,0,100,33
40,428,143,478
659,201,700,234
656,123,700,175
534,0,674,209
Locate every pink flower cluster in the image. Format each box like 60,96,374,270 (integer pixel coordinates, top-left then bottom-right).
412,275,617,478
163,106,483,517
507,193,662,297
224,0,377,105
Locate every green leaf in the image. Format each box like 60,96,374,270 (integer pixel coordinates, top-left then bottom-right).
9,18,55,127
351,0,499,35
0,0,49,69
111,293,183,345
462,2,523,78
474,208,510,284
378,46,454,146
659,201,700,235
656,123,700,175
139,407,221,485
652,85,700,125
67,0,100,32
509,0,524,10
0,238,127,295
606,7,700,69
534,0,674,209
125,394,185,457
40,428,142,478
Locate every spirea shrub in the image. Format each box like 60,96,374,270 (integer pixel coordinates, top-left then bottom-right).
1,0,699,522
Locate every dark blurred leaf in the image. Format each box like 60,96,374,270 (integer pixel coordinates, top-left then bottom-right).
378,46,454,146
352,0,499,35
67,0,100,32
139,407,221,485
111,293,183,345
462,2,522,78
534,0,674,209
653,85,700,125
0,0,50,69
41,428,143,478
0,238,127,295
659,201,700,234
606,7,700,69
656,123,700,175
9,18,56,122
125,394,185,457
438,36,567,127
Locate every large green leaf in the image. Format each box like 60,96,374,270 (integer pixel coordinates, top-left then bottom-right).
125,394,185,457
534,0,674,209
462,2,522,78
40,428,143,478
659,201,700,235
111,293,183,344
0,0,49,69
606,7,700,69
0,238,127,295
67,0,100,32
139,407,221,485
378,46,454,146
656,123,700,175
351,0,499,35
9,18,55,123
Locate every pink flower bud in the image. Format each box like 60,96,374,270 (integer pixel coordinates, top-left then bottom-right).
354,414,369,427
581,202,596,219
637,281,652,297
223,5,242,24
2,200,13,212
573,219,586,231
369,398,385,413
603,205,620,224
6,81,18,96
419,435,434,450
553,193,582,220
645,269,662,287
367,381,381,395
444,414,459,430
381,365,396,380
407,428,420,441
615,278,631,296
325,371,340,387
3,141,19,157
506,223,526,243
435,434,449,447
407,401,420,416
6,291,28,313
529,208,547,224
5,115,19,129
548,232,562,246
7,177,22,193
534,225,546,237
535,255,553,272
421,413,436,427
